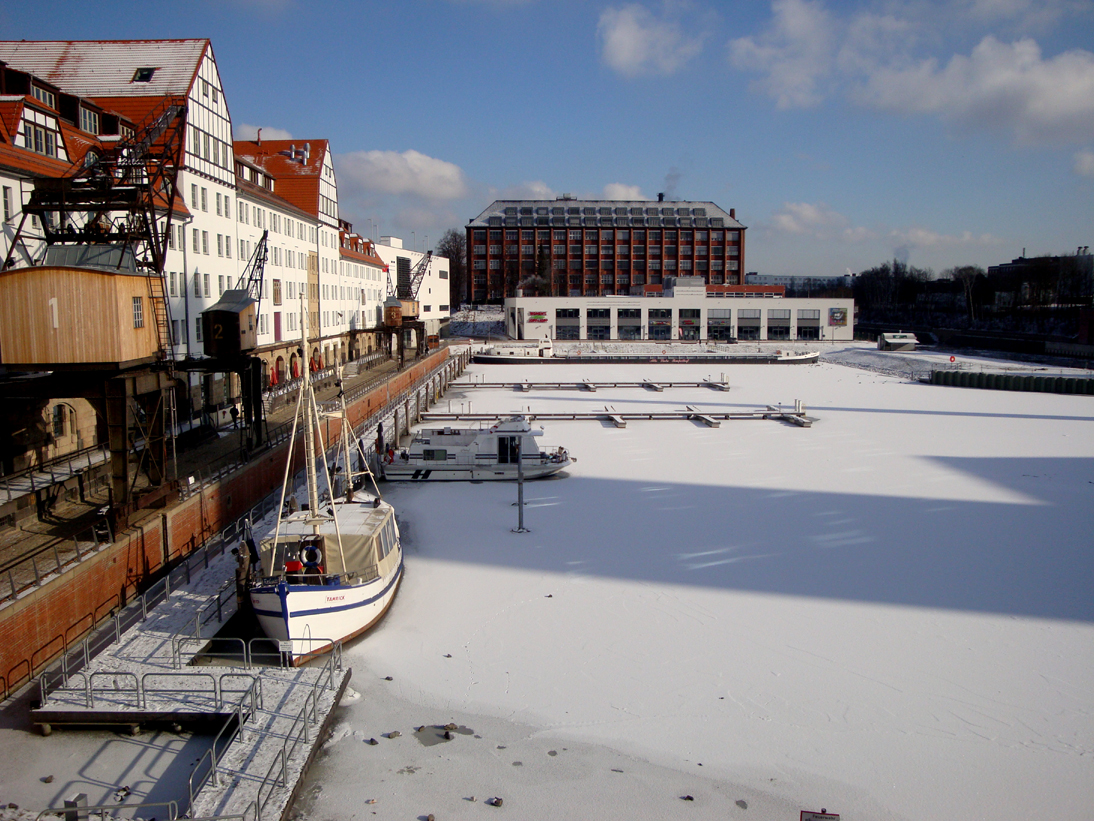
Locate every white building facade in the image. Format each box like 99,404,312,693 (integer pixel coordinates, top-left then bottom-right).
504,278,854,342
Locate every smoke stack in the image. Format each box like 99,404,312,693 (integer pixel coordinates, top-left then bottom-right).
658,192,665,202
256,127,262,146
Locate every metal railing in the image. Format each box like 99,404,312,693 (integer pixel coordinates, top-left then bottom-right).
188,676,263,813
0,442,110,492
35,799,180,820
2,514,114,605
36,534,236,704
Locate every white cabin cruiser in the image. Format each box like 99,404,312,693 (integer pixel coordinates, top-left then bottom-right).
249,299,402,664
382,415,572,481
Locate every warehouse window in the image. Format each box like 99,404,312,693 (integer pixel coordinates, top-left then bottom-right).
132,297,144,328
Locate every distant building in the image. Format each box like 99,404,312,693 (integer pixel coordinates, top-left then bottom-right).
745,272,855,292
504,276,853,342
466,196,746,303
371,237,451,339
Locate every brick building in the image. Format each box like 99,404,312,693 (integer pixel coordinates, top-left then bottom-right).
466,197,745,303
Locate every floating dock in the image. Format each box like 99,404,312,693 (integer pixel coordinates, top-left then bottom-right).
29,544,349,821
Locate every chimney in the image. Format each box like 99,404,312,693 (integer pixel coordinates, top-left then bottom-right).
658,192,665,202
256,127,262,146
730,208,735,219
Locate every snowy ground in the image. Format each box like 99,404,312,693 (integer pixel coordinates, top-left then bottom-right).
297,343,1093,821
1,343,1091,820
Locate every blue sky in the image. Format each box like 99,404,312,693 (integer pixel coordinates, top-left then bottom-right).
3,0,1092,277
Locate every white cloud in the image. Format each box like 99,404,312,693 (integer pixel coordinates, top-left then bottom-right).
598,4,706,77
602,183,648,200
731,1,1094,145
496,180,558,200
888,227,1000,248
855,36,1094,144
234,123,293,141
728,0,836,108
1074,149,1094,176
336,150,468,200
771,201,851,238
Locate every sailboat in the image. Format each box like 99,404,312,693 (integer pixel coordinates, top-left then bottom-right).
249,297,403,663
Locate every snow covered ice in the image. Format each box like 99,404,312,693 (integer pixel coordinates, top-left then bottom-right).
293,345,1094,821
2,344,1091,820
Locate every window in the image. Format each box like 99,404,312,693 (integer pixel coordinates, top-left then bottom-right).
203,273,211,297
202,80,210,97
201,188,208,212
202,231,209,255
216,192,222,216
52,404,66,438
193,272,200,297
195,317,203,342
80,108,100,134
217,234,223,256
133,67,157,83
273,279,283,305
192,228,200,252
31,86,56,108
2,186,12,222
132,297,144,328
169,271,177,296
224,198,231,220
225,239,231,259
28,124,57,157
218,274,224,294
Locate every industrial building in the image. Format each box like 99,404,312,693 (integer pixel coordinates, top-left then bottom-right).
503,277,854,342
466,196,746,302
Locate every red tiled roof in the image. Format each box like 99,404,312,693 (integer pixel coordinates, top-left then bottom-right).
236,175,315,223
233,139,329,218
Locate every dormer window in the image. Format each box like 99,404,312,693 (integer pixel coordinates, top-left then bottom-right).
31,86,56,109
132,67,157,83
80,107,100,135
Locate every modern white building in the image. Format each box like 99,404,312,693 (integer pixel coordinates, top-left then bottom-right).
503,277,854,342
373,236,451,338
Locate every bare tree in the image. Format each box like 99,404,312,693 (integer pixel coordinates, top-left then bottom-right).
435,229,467,309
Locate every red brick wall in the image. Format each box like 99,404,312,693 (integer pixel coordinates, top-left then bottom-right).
0,349,454,698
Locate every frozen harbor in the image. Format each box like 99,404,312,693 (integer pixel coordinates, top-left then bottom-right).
297,344,1093,820
1,343,1091,820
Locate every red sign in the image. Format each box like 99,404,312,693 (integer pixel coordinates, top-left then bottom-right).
528,311,548,323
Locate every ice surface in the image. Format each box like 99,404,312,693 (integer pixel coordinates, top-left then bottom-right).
298,346,1094,820
2,345,1091,821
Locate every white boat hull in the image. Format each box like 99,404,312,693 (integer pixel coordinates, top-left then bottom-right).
384,458,570,481
250,559,402,662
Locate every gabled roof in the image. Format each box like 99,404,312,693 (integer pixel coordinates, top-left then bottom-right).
234,139,329,218
0,40,209,99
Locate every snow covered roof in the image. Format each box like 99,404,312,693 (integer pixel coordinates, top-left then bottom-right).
468,198,745,229
0,39,209,98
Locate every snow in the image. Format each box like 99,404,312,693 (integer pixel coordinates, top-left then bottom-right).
297,344,1093,821
2,343,1091,821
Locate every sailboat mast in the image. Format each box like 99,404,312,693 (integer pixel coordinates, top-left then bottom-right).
301,295,321,518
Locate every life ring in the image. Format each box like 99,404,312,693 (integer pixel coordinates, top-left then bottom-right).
302,546,323,567
662,349,666,354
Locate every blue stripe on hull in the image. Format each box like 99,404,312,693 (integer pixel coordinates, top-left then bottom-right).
252,560,402,619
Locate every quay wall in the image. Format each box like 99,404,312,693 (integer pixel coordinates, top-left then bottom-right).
0,348,461,699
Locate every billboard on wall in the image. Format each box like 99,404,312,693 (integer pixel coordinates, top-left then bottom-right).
828,307,848,326
529,311,548,323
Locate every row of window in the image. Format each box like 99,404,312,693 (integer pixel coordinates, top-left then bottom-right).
475,229,738,243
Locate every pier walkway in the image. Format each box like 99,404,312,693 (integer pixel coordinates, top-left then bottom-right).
29,533,348,821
